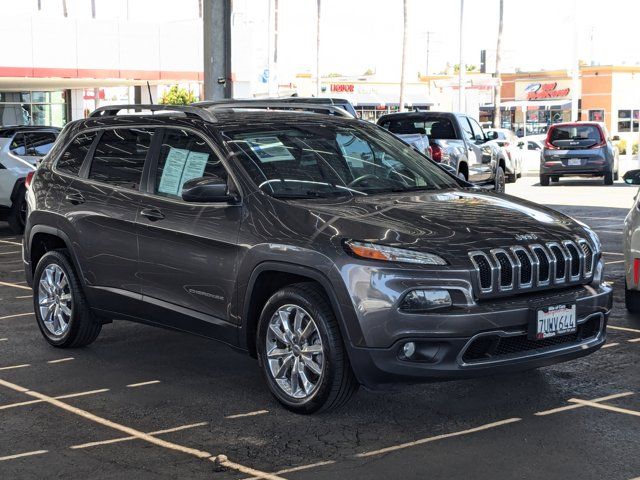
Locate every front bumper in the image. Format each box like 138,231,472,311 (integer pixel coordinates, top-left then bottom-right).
347,283,612,389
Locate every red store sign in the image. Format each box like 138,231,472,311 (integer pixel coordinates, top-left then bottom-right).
526,82,570,100
330,84,355,93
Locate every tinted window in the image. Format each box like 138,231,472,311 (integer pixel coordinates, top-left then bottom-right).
24,132,57,156
223,123,457,199
381,117,456,140
154,129,227,199
89,128,152,189
467,118,485,141
57,131,97,176
9,133,25,155
549,125,601,144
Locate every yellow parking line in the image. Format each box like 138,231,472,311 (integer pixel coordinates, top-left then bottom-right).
0,388,109,411
0,312,33,321
0,281,31,291
225,410,269,419
47,357,74,364
599,230,623,234
15,295,31,299
609,325,640,334
356,417,522,458
534,392,634,416
10,269,23,273
0,239,21,246
0,364,30,371
71,421,209,449
0,377,285,480
568,398,640,417
126,380,160,388
242,461,337,480
602,252,624,256
602,343,619,349
0,450,48,462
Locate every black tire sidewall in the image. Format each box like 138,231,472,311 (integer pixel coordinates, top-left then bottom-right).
256,286,342,413
8,186,26,233
495,166,505,192
33,251,82,347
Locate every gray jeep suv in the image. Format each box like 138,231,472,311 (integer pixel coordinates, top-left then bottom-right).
23,104,612,413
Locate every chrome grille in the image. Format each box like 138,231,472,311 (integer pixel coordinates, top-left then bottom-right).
469,239,596,296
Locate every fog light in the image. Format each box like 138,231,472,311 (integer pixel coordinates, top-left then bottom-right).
403,342,416,358
401,289,452,312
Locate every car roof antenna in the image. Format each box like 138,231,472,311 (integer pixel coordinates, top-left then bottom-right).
147,81,153,105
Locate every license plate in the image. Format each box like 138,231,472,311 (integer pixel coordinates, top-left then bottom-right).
533,304,577,339
568,158,582,166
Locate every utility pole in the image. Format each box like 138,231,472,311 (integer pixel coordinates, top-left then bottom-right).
570,0,580,121
492,0,504,128
398,0,408,112
425,31,431,76
316,0,321,97
458,0,465,113
203,0,233,100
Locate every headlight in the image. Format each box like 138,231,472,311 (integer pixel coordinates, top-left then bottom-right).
344,240,447,265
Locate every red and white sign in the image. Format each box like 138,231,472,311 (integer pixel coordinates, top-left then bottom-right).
330,83,355,93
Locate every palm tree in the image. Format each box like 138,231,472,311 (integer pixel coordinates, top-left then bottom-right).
91,0,96,18
62,0,68,17
398,0,408,112
315,0,322,97
492,0,504,128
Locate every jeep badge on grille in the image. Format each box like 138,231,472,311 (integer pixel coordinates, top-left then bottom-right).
515,233,539,241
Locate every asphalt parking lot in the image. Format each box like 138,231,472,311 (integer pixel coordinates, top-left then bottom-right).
1,175,639,480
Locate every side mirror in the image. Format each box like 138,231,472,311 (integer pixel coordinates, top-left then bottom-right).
517,141,525,148
181,175,233,202
623,169,640,185
612,135,620,141
485,131,498,141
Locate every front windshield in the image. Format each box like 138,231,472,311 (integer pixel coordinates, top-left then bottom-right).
222,121,459,199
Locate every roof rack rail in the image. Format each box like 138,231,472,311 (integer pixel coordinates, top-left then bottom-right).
198,101,354,118
88,104,217,123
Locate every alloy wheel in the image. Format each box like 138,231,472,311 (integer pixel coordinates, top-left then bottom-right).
265,304,325,399
38,264,73,336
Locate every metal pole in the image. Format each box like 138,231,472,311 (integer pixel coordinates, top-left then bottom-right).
570,0,579,121
316,0,321,97
458,0,465,113
203,0,232,100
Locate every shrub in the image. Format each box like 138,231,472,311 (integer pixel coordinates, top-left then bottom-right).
160,85,196,105
634,141,639,155
616,138,627,155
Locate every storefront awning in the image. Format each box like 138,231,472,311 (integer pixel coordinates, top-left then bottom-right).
500,100,571,109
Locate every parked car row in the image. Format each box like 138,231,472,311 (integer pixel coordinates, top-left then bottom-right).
20,101,615,413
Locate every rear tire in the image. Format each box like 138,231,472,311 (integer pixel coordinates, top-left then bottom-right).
539,174,550,186
33,250,102,348
604,171,614,185
626,284,640,314
7,185,26,234
614,170,619,181
256,282,358,413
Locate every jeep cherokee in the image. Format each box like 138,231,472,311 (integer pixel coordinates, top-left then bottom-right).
23,104,612,413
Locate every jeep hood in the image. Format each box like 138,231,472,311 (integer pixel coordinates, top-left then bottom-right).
289,189,590,264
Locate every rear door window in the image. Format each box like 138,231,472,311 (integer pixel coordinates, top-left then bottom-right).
88,128,153,190
153,128,227,199
57,131,98,176
24,132,57,156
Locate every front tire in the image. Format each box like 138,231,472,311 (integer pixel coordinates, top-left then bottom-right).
256,283,358,413
33,250,102,347
494,166,506,193
8,185,26,234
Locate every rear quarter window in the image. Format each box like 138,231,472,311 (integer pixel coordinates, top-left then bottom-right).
56,131,98,176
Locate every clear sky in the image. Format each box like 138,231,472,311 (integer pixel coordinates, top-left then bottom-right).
6,0,640,79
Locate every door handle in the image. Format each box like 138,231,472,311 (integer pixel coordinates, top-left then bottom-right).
140,208,165,221
64,192,85,205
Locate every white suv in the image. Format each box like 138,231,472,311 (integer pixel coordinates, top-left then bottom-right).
0,126,59,232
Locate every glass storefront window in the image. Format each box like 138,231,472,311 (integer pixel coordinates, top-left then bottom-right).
589,110,604,122
0,90,67,127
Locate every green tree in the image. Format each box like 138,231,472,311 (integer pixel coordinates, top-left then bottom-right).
160,85,196,105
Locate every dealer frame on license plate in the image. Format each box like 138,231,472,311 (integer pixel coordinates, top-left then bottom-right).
567,158,582,166
529,303,577,340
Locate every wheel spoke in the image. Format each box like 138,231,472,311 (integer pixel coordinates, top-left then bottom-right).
39,279,52,296
293,308,304,336
267,347,291,359
299,321,316,341
45,268,55,289
58,274,68,290
301,344,323,355
39,297,54,307
301,355,322,376
298,366,313,395
269,323,289,345
274,354,294,379
278,310,293,336
290,357,300,396
60,304,72,317
59,293,72,302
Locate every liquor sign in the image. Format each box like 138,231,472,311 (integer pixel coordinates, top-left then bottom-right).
330,84,355,93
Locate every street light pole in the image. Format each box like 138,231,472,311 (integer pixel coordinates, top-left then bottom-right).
458,0,465,113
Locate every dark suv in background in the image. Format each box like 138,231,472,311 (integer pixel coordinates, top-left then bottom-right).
541,122,619,186
23,104,612,413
